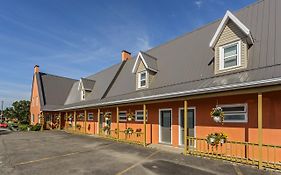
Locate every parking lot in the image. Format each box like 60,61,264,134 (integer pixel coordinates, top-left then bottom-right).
0,130,278,175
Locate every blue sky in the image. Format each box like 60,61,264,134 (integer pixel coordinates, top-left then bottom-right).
0,0,256,108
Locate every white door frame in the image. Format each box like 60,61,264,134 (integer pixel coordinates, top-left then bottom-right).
159,108,173,144
178,107,196,146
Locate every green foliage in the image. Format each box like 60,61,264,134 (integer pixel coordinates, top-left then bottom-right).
19,124,29,131
30,124,41,131
3,100,30,122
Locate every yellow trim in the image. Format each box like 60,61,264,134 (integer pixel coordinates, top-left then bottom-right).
143,104,146,146
84,110,87,134
258,93,263,169
97,108,100,135
184,100,188,155
74,111,77,131
117,106,119,140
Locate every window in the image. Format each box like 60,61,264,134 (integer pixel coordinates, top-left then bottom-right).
219,41,241,70
219,104,247,123
88,113,94,120
81,90,85,100
78,113,84,120
31,114,34,123
38,114,41,123
119,111,127,121
135,110,148,121
138,71,147,88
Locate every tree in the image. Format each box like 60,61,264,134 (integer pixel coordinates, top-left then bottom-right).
3,100,30,122
12,100,30,122
3,107,14,119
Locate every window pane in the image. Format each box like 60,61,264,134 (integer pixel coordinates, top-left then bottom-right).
224,56,237,68
141,72,146,80
221,106,245,112
119,112,127,120
140,80,146,87
224,114,246,121
224,45,237,57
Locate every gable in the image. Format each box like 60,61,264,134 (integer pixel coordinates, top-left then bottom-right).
214,20,248,74
30,74,41,111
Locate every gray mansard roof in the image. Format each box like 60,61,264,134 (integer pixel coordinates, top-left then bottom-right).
36,0,281,111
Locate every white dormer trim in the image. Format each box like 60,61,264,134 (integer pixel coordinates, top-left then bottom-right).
209,10,254,48
132,52,158,73
78,79,84,91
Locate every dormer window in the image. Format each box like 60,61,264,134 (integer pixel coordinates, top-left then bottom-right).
132,51,158,90
219,41,241,70
81,89,85,100
138,71,147,88
209,11,254,74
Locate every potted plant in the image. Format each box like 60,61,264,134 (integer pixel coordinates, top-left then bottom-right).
104,112,111,121
206,132,220,146
102,125,110,135
124,127,134,135
136,128,142,137
76,123,81,130
210,107,224,123
219,132,228,144
127,112,135,121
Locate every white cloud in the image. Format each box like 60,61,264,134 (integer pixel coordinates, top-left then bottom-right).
194,0,203,8
136,35,152,51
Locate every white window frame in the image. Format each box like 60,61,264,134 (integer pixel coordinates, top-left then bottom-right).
87,113,94,121
135,110,148,122
119,111,127,122
218,103,248,123
31,114,34,123
219,41,241,70
81,90,85,100
138,71,148,89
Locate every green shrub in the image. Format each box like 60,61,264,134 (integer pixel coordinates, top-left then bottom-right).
30,124,41,131
19,124,29,131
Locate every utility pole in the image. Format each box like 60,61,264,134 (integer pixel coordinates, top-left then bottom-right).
1,100,3,122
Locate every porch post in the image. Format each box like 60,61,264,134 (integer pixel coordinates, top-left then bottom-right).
65,112,68,130
258,93,263,169
74,111,77,131
143,104,146,146
117,106,119,140
50,114,53,130
40,112,44,131
184,100,188,155
98,108,100,135
59,112,61,130
84,110,87,134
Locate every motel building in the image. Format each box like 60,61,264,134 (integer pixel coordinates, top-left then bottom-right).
30,0,281,171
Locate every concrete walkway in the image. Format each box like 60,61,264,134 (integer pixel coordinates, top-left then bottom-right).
0,131,279,175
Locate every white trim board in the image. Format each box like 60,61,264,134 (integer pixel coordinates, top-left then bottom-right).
178,107,196,146
209,10,254,48
132,52,158,73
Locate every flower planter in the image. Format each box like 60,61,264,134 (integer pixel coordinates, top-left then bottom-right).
212,115,222,123
220,138,226,144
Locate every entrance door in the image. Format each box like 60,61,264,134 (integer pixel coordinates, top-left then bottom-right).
159,109,172,144
179,108,195,146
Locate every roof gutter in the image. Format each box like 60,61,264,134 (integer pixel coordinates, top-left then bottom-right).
55,77,281,111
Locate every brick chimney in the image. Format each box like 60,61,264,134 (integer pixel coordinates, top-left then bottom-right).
121,50,131,61
34,65,40,73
